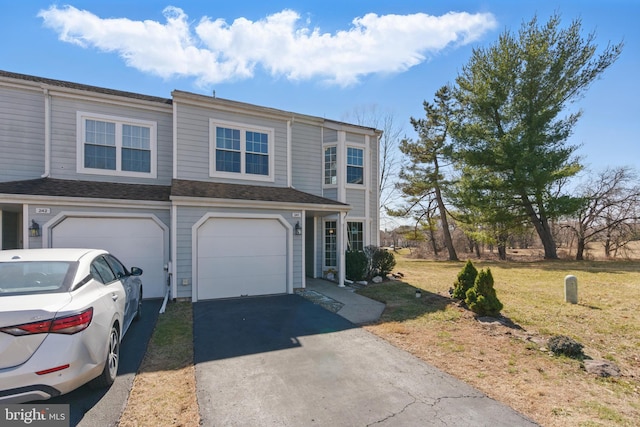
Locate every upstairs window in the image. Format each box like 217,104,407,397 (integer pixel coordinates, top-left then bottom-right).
78,112,156,178
210,120,274,181
347,147,364,184
324,146,337,185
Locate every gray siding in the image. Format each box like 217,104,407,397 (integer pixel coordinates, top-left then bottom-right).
176,103,288,186
0,86,45,181
345,188,366,217
346,132,365,144
323,128,338,143
49,97,173,185
291,122,322,195
323,188,338,201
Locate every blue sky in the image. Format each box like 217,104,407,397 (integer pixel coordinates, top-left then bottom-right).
1,1,637,177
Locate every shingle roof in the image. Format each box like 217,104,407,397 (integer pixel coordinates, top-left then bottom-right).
0,177,348,207
0,70,172,105
171,179,348,206
0,178,171,201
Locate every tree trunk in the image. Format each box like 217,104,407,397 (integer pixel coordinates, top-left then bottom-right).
575,238,585,260
522,195,558,259
428,227,439,255
434,185,458,261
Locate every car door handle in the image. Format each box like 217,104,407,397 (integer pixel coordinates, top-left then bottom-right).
112,293,118,301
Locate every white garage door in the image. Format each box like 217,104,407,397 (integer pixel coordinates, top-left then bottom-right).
51,217,166,299
197,218,287,300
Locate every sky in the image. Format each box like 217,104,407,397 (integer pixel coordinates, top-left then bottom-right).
1,1,638,217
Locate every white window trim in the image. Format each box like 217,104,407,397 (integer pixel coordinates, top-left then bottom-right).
209,119,275,182
76,112,158,178
322,144,338,188
346,144,366,188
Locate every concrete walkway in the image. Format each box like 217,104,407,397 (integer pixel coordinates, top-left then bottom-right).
305,278,385,324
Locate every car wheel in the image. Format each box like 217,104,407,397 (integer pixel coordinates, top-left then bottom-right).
134,287,142,321
90,324,120,389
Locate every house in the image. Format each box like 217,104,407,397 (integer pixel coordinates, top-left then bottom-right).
0,70,381,301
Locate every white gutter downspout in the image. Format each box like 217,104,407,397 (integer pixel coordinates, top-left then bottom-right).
287,118,293,187
41,88,51,178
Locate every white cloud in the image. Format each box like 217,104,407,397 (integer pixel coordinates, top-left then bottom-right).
38,5,497,86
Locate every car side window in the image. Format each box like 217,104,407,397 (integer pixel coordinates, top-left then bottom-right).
105,255,127,279
91,256,117,284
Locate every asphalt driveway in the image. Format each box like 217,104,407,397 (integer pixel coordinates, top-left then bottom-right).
194,295,537,426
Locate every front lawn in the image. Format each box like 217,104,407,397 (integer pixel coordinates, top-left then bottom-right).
358,254,640,427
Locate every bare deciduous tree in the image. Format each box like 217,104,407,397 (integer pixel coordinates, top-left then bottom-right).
564,166,640,260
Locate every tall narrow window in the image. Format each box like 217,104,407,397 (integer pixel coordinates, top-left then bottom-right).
347,147,364,184
245,131,269,175
325,221,337,267
347,222,364,252
215,127,241,173
122,124,151,172
84,120,116,170
324,146,337,185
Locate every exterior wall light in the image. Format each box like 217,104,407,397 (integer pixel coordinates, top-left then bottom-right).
294,221,302,235
29,220,41,237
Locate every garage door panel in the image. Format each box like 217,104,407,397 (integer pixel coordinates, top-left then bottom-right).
197,218,288,300
52,217,165,299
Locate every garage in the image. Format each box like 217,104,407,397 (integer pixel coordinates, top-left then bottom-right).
196,217,288,300
50,216,167,298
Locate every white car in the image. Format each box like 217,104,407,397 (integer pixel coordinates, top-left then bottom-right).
0,248,143,403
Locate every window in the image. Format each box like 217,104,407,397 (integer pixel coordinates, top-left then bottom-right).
210,121,274,180
347,222,364,252
325,221,337,267
347,147,364,184
78,112,157,178
90,256,117,284
324,146,337,185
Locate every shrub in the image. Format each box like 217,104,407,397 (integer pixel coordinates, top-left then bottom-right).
345,251,368,281
452,260,477,300
371,248,396,277
465,268,503,317
548,335,584,359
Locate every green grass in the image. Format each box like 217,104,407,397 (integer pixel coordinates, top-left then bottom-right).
359,254,640,367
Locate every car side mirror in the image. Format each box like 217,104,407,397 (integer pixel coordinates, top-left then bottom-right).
130,267,143,276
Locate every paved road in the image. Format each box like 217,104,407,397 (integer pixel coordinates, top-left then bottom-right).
194,295,538,426
48,299,161,427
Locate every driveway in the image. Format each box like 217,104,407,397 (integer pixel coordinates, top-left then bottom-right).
194,295,537,426
48,299,161,427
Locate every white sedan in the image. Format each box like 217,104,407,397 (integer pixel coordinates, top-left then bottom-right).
0,248,143,403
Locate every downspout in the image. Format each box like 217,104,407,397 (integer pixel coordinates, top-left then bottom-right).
287,118,293,187
41,88,51,178
338,211,346,287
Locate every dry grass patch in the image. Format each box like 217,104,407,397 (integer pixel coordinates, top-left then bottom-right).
359,254,640,427
119,302,199,427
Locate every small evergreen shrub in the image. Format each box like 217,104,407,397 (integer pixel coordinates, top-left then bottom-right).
548,335,584,359
371,248,396,277
345,251,368,281
465,268,503,316
452,260,477,300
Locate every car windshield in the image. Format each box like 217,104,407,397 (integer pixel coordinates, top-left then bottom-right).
0,261,77,295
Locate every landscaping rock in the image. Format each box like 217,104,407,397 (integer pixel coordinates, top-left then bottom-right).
583,360,621,377
372,276,383,283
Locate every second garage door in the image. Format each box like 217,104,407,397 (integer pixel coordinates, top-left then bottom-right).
197,218,287,300
51,216,167,298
